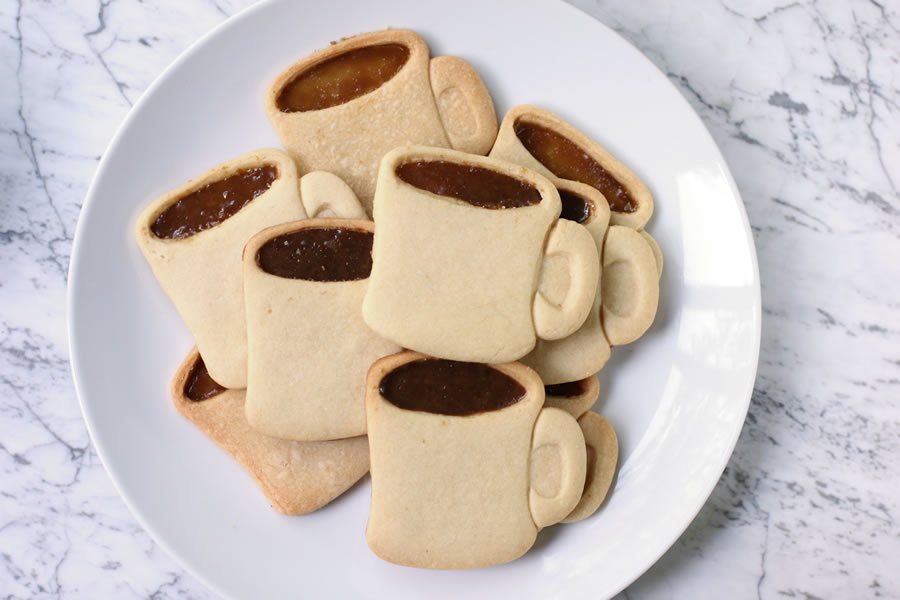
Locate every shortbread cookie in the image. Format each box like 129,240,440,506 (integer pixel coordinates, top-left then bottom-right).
490,104,654,230
520,180,611,383
171,347,369,515
242,218,400,441
543,375,599,419
366,351,586,569
602,226,660,346
266,29,497,213
135,149,305,388
135,150,365,388
562,412,619,523
363,146,599,363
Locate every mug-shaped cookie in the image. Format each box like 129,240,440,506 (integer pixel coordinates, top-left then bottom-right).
171,347,370,515
135,149,365,388
243,219,400,441
266,29,498,214
363,146,600,363
543,377,619,523
366,352,587,569
490,104,654,230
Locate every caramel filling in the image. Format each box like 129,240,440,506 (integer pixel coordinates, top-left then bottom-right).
380,359,526,416
514,118,637,213
152,165,277,240
184,356,227,401
396,160,541,209
544,379,588,398
558,190,592,223
256,227,373,282
277,44,409,112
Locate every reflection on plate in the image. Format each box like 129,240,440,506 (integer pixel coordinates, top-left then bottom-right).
68,0,760,598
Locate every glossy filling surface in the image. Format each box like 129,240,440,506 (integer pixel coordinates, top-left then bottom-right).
544,379,588,398
277,44,409,112
184,356,227,401
379,359,526,416
256,227,373,281
558,190,592,223
396,160,541,209
152,166,277,240
514,118,637,213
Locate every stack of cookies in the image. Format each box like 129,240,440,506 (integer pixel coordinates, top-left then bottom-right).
135,29,661,570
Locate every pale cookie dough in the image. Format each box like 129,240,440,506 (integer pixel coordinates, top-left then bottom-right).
562,412,619,523
602,226,660,346
640,229,664,278
135,149,306,389
266,29,497,214
365,351,586,569
243,218,400,441
490,104,654,230
171,347,369,515
363,146,599,364
520,180,611,383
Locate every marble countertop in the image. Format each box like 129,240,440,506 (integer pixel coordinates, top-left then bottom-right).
2,0,898,597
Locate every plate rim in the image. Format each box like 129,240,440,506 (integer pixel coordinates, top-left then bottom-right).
66,0,762,597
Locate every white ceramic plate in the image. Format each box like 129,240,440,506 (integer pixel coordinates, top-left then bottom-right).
68,0,760,598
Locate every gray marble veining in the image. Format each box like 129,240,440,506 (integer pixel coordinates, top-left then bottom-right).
1,0,898,598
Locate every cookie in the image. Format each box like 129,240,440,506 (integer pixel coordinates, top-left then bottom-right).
170,347,370,515
520,180,612,383
602,225,660,346
135,149,305,388
242,218,400,441
266,29,497,214
365,351,587,569
490,104,654,230
363,146,599,363
135,148,366,388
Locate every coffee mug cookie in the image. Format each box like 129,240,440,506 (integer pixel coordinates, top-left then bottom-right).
266,29,498,214
135,149,365,388
242,218,400,441
490,104,653,230
365,352,587,569
171,347,370,515
363,146,599,363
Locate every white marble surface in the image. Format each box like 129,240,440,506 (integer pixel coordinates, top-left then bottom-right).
1,0,898,597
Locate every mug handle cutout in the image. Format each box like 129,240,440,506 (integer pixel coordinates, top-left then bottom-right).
533,219,599,341
528,407,587,529
429,56,498,155
600,226,660,346
300,171,368,219
562,411,619,524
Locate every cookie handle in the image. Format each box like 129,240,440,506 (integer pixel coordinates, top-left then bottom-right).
429,56,498,155
562,411,619,523
528,407,587,529
299,171,368,219
600,226,660,346
533,219,599,341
